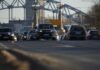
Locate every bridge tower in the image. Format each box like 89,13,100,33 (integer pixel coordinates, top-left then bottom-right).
26,0,35,21
25,0,44,26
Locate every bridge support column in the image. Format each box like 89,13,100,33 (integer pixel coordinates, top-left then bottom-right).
24,8,26,20
8,8,13,21
56,12,58,19
53,12,55,19
11,8,13,20
8,9,11,21
33,7,39,28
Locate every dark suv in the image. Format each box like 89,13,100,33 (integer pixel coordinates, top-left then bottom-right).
36,24,59,40
0,28,17,41
64,24,86,40
27,29,39,40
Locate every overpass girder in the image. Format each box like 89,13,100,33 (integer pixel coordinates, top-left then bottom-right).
0,0,88,24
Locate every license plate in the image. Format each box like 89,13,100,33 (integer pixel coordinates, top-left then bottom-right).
32,36,36,39
24,36,27,38
75,32,81,34
44,34,49,36
3,37,9,39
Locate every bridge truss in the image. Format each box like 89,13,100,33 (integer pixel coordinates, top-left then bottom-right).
0,0,88,24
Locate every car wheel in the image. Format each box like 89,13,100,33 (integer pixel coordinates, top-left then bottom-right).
52,37,56,40
67,36,71,40
52,35,60,41
63,35,67,40
36,37,40,40
81,37,86,40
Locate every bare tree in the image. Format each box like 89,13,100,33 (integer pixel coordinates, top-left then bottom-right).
87,1,100,29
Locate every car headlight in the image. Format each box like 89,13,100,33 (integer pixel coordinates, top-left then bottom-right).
50,30,53,32
39,30,42,32
8,32,15,36
23,36,26,37
8,32,11,35
29,35,32,37
51,30,56,32
11,33,14,36
51,30,57,33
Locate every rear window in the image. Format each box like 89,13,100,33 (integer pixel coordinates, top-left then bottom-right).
71,26,84,32
90,31,99,35
39,24,54,29
0,28,12,32
29,30,35,34
64,25,70,30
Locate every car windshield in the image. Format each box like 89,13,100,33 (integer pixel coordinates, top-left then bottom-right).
71,26,84,32
0,28,12,32
39,24,54,29
90,31,99,35
23,32,28,35
64,25,70,30
29,30,35,34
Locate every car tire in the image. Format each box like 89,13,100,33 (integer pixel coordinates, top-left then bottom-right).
52,37,56,40
67,36,71,40
81,37,86,40
52,36,60,41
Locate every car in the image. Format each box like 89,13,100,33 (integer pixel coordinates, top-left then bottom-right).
22,32,28,40
0,28,17,41
27,29,39,40
63,24,86,40
14,33,23,41
36,24,60,40
87,30,100,40
54,26,66,40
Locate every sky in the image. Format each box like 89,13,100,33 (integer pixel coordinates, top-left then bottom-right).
0,0,94,23
61,0,94,12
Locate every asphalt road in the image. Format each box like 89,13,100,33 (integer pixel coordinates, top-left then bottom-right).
0,40,100,70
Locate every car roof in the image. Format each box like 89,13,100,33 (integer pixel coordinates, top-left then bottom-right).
64,24,84,28
39,23,52,25
64,24,80,26
89,30,98,31
0,28,11,29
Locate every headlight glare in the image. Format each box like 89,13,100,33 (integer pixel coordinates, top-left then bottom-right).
8,32,11,35
11,34,14,36
39,30,42,32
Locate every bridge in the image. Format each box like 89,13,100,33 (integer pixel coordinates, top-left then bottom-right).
0,0,89,27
